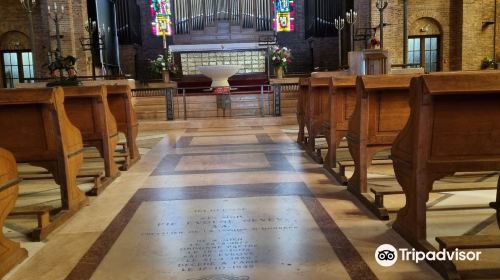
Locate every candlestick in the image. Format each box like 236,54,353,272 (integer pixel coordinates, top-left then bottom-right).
376,0,389,49
346,9,358,52
335,17,345,68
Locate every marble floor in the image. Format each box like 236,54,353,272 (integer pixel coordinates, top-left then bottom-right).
3,121,500,280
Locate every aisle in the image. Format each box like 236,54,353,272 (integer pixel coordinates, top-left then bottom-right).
6,125,440,280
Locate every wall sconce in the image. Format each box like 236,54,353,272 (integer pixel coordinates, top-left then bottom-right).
420,25,429,33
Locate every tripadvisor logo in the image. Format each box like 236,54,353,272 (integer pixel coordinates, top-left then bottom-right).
375,244,398,267
375,244,482,267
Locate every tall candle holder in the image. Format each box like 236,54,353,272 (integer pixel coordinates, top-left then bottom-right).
334,17,345,68
346,9,358,52
47,2,79,87
80,19,105,80
376,0,389,49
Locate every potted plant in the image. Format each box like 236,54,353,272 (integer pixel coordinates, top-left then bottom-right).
150,50,178,82
481,57,496,70
270,46,292,79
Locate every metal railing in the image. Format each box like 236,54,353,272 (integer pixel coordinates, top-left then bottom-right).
132,84,282,120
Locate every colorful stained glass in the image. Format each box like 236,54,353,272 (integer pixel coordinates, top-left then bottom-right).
151,0,172,36
274,0,295,32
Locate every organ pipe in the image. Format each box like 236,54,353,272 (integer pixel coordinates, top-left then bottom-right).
171,0,273,34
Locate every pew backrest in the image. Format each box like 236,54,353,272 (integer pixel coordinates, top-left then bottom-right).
403,72,500,170
0,87,82,162
62,86,118,142
353,74,416,145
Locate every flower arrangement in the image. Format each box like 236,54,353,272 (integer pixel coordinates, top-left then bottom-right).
150,50,178,75
48,55,78,79
481,57,496,69
270,46,292,70
369,38,380,49
46,55,80,87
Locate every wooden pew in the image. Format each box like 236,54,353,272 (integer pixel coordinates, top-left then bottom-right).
323,76,357,184
391,72,500,278
296,78,309,146
105,85,140,169
304,72,350,163
346,74,418,219
305,77,331,163
0,87,87,240
63,86,120,195
0,148,28,278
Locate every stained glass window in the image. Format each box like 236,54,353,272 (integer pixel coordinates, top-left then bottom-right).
151,0,173,36
274,0,295,32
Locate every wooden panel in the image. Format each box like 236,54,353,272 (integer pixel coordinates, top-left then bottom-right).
376,90,410,133
431,94,500,158
65,99,98,138
0,105,50,155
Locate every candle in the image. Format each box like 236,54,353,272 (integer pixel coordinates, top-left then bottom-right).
54,2,57,10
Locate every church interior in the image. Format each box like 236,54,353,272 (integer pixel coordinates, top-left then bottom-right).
1,0,500,279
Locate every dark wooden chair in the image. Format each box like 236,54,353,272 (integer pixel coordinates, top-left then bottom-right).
391,72,500,279
0,148,28,278
0,87,87,240
347,74,418,219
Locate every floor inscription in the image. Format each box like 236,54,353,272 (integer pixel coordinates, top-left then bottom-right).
92,196,347,279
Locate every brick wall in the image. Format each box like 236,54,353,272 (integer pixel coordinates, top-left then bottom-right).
2,0,499,86
366,0,499,71
0,0,90,87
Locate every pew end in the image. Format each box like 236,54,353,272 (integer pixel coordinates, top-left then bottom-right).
0,148,28,278
346,74,421,219
390,71,500,279
0,87,89,240
106,85,140,168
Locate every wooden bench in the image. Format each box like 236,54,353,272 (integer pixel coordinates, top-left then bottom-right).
0,148,28,278
305,77,332,163
106,85,140,169
323,76,357,183
346,74,419,219
391,72,500,279
0,87,88,240
297,78,309,146
63,86,120,194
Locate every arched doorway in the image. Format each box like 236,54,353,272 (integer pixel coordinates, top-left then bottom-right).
408,17,442,72
0,31,34,88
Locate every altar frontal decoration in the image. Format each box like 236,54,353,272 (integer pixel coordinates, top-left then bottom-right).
274,0,295,32
151,0,172,36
